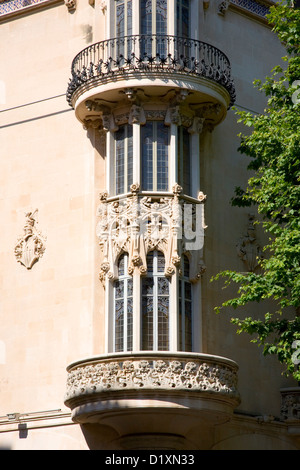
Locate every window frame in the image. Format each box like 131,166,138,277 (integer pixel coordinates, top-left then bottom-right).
113,253,133,352
142,250,170,351
141,121,169,192
114,123,133,195
179,254,193,352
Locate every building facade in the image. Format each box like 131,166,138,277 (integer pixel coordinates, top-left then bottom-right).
0,0,299,450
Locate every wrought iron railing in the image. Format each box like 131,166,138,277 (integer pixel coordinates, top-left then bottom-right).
66,34,236,108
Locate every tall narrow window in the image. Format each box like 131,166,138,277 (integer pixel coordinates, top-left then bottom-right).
141,0,168,56
115,0,132,59
114,253,133,352
142,121,169,191
179,255,192,351
178,126,191,195
115,124,133,195
142,251,170,350
176,0,190,38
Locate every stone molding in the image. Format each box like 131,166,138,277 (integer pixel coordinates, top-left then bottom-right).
64,352,240,406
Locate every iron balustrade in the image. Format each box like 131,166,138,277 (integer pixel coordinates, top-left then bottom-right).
66,34,236,108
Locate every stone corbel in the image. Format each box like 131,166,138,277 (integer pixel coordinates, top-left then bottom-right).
83,117,103,131
164,106,182,126
218,0,230,15
188,117,205,135
128,104,146,125
65,0,76,12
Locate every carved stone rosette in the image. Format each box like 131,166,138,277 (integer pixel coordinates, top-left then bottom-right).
64,352,240,406
14,210,46,270
96,185,207,285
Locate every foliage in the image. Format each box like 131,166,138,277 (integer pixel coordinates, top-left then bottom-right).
212,1,300,381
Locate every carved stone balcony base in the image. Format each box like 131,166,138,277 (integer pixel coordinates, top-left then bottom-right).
65,352,240,449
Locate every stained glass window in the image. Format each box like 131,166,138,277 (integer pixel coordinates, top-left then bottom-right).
142,121,169,192
179,254,192,351
114,253,133,352
142,251,169,350
115,124,133,195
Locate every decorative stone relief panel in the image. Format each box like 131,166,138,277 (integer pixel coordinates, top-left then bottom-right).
96,185,207,285
14,210,46,270
65,353,240,403
280,388,300,421
236,214,262,272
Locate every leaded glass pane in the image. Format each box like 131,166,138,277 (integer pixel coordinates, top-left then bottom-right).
114,279,124,300
142,122,169,192
157,251,165,273
114,253,133,352
183,254,190,278
158,297,169,350
118,254,125,276
142,294,153,350
156,122,169,191
142,123,154,191
142,276,154,295
158,276,168,295
115,297,124,352
127,296,133,351
127,277,133,297
115,124,133,195
127,124,133,190
177,0,190,38
116,126,125,194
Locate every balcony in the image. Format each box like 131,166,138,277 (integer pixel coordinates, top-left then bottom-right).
64,352,240,449
66,35,236,127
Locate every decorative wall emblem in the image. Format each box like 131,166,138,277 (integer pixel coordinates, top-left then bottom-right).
236,214,262,272
14,210,46,270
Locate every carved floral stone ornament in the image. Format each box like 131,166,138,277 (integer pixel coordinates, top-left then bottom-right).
14,210,46,270
64,353,240,405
